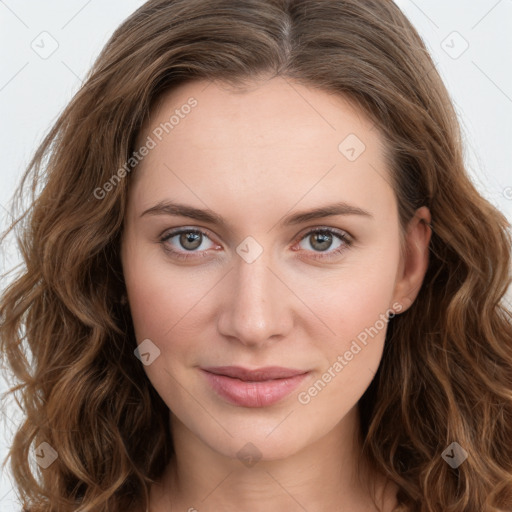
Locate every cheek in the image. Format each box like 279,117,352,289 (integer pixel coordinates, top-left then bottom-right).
122,238,218,342
295,239,400,398
122,247,219,405
300,240,400,346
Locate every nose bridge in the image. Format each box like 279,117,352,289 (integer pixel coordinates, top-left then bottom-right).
217,246,291,346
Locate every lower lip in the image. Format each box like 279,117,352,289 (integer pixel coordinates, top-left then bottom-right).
201,370,309,408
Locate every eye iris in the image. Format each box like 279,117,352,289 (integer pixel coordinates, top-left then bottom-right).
180,232,202,250
310,232,332,251
174,231,338,253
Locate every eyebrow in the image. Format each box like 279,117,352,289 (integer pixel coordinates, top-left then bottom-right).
140,200,373,226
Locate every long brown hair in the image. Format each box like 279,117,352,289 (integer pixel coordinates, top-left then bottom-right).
1,1,511,511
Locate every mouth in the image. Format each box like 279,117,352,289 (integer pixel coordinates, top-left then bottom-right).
200,366,310,408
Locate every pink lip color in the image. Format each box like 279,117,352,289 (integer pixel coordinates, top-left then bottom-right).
200,366,309,408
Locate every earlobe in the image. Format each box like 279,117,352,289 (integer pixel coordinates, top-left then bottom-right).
391,206,432,313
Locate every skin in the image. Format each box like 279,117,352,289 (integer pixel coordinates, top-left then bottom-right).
120,76,432,512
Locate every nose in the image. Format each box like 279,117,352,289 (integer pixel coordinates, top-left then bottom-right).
216,249,293,348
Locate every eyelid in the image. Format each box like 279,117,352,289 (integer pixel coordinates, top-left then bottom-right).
160,224,353,240
159,225,353,260
291,226,353,260
293,225,353,244
160,226,215,242
160,226,221,249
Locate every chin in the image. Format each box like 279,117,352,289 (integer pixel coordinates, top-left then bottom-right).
198,417,315,464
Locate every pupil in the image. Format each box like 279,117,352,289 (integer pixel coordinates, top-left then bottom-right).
311,232,332,251
180,232,202,250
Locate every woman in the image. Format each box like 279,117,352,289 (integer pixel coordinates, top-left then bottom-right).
1,1,511,511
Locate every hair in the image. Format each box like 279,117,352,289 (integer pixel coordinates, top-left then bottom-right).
1,0,511,511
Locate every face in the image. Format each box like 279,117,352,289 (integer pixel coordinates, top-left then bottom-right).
120,77,430,462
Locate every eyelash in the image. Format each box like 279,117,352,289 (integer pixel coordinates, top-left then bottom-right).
159,227,353,262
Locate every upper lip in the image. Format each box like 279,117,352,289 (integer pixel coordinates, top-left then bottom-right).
201,366,308,381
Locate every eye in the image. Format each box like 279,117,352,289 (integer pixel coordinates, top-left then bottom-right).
295,227,352,259
159,226,353,262
160,228,220,260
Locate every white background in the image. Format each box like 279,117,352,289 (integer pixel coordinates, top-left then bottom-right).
1,1,511,509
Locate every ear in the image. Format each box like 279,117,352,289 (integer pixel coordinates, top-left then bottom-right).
391,206,432,313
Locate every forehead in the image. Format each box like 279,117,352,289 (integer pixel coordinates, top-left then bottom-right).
128,77,395,220
136,76,380,156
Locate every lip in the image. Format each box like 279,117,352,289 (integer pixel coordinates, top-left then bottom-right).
200,366,310,408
